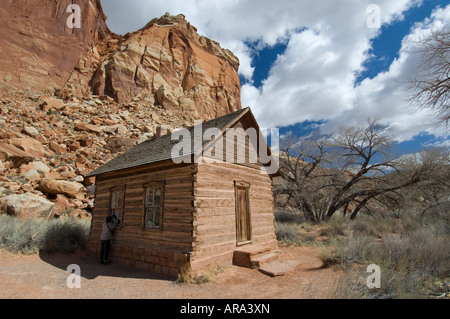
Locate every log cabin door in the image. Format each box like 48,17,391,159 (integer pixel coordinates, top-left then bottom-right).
235,181,251,245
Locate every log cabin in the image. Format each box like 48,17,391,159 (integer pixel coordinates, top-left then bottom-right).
85,107,280,277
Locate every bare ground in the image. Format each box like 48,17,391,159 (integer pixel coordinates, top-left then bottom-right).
0,244,343,299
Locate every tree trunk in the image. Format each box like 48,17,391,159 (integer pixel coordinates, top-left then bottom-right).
350,198,370,220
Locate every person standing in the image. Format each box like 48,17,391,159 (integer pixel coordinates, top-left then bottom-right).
100,215,117,265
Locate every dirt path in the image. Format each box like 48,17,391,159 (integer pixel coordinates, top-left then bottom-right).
0,245,342,299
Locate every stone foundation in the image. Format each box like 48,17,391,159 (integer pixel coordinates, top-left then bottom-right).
86,241,190,278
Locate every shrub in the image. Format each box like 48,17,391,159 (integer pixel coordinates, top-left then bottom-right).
275,222,300,244
0,215,47,254
0,215,91,254
326,213,450,299
319,231,375,269
43,217,91,252
275,208,305,224
319,217,349,238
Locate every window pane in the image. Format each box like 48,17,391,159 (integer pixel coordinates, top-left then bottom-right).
117,191,124,207
145,207,153,226
149,188,153,207
114,209,122,226
154,208,160,226
144,186,162,228
154,188,161,206
111,192,118,208
111,191,124,208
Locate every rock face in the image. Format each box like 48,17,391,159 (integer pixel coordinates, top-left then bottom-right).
85,13,241,120
0,0,111,93
0,2,244,221
0,1,242,121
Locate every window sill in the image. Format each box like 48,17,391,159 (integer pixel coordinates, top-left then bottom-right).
143,226,162,231
236,240,252,247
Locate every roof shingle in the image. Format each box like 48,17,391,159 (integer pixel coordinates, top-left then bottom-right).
86,107,249,177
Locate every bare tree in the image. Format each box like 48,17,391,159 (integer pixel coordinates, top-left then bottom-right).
276,131,334,222
409,27,450,126
396,147,450,218
277,119,435,222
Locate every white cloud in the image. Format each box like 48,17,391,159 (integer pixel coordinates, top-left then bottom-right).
102,0,449,143
324,4,450,142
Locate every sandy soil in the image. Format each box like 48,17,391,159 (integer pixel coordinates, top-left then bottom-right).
0,244,343,299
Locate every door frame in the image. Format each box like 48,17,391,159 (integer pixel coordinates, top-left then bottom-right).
234,180,252,246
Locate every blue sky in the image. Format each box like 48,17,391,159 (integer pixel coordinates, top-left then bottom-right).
357,0,446,84
102,0,449,156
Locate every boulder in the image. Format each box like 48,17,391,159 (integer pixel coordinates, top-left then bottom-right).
0,176,10,183
22,169,41,183
49,141,67,154
8,138,46,158
2,193,54,220
69,208,92,220
103,118,117,125
35,133,48,144
74,122,103,134
20,183,34,193
43,169,63,180
40,97,65,111
68,141,81,152
52,194,75,216
101,124,127,135
75,153,87,164
115,124,127,135
70,175,85,183
19,161,51,175
0,142,34,168
150,112,160,123
105,136,138,154
137,133,153,145
38,178,85,199
22,126,39,137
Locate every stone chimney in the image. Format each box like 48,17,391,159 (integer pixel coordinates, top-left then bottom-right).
155,125,170,137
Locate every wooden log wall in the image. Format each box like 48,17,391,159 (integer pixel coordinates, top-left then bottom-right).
190,161,278,271
201,116,265,170
86,111,279,276
86,161,196,277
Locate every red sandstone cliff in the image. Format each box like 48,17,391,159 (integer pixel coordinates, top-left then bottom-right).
0,2,241,120
0,0,111,92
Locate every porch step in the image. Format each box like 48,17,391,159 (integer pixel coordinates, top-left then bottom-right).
251,251,282,268
258,259,302,277
233,243,281,268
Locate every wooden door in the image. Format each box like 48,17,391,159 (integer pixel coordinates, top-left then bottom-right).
235,184,251,245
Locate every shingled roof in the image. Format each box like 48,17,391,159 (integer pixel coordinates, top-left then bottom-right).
86,107,251,177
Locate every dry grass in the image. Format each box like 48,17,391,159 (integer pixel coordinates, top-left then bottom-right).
276,207,449,298
176,264,228,285
275,208,319,245
0,215,90,254
320,213,450,299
